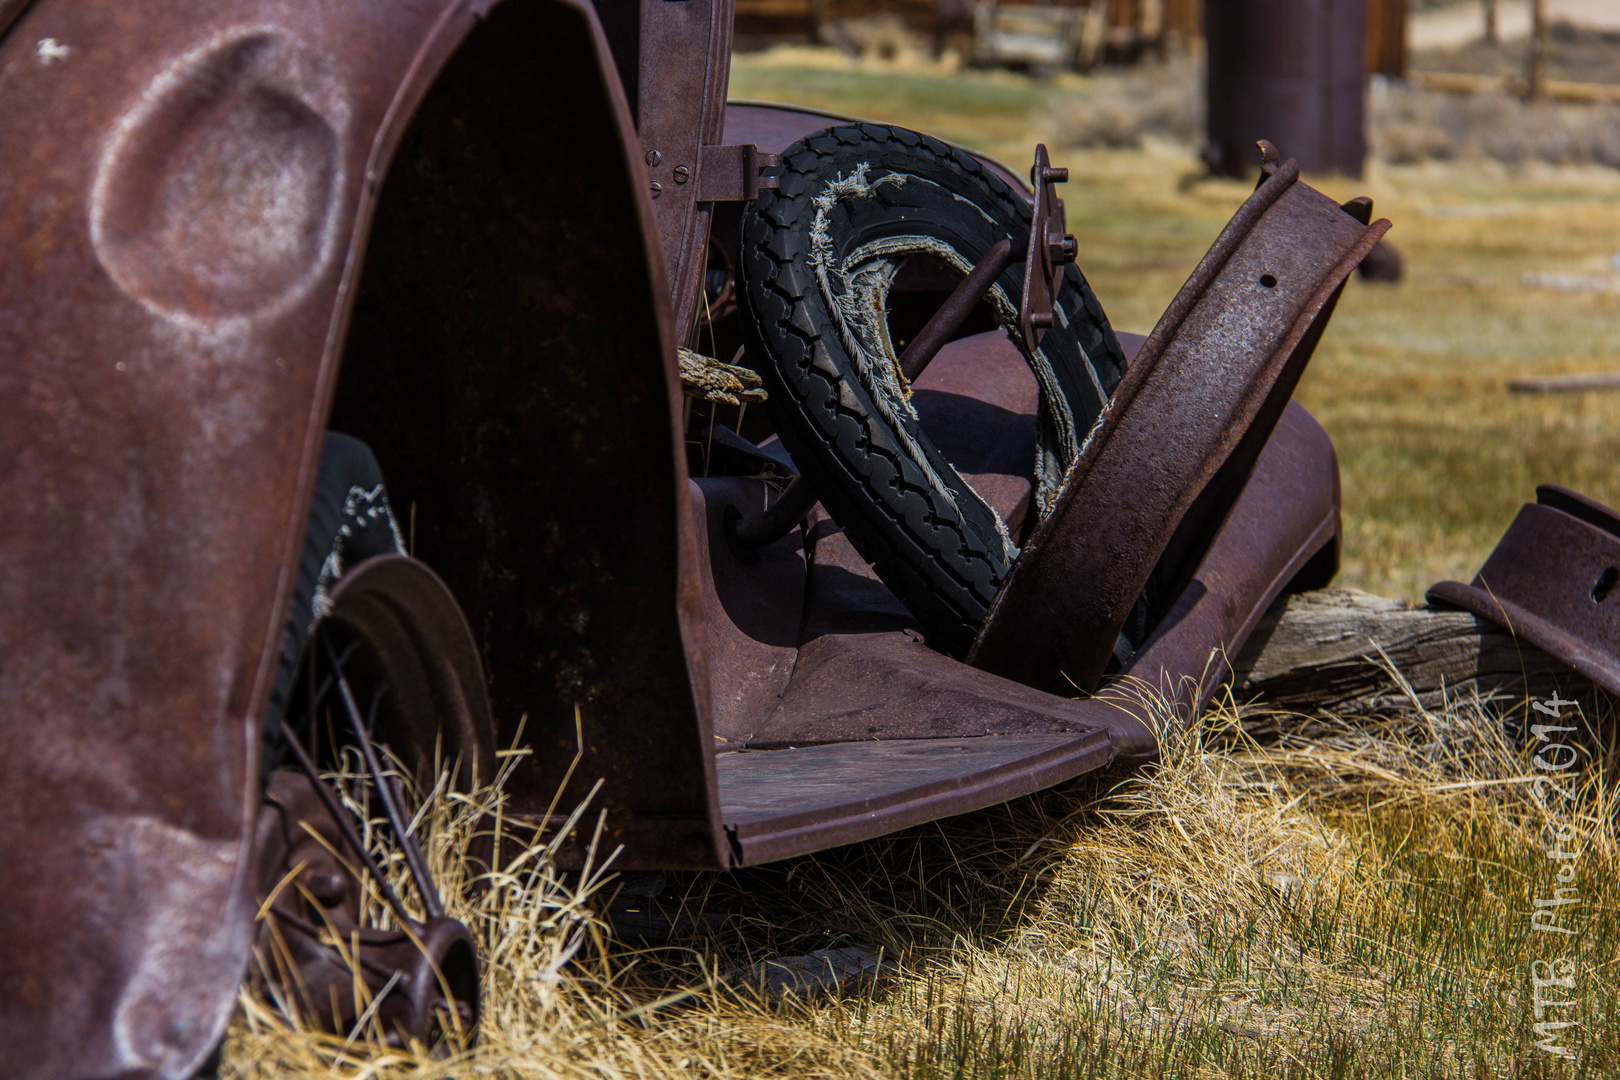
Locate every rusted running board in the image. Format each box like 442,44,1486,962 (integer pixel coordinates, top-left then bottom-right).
717,732,1111,865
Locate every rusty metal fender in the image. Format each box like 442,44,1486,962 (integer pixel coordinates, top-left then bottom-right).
0,0,696,1073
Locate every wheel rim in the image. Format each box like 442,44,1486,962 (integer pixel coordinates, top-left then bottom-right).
258,553,491,1046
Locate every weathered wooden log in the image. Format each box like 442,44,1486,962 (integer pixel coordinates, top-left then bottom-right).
1227,587,1599,716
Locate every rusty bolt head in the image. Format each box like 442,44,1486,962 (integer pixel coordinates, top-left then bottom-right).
1042,165,1069,184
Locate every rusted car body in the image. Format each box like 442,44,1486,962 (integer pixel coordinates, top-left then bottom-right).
0,0,1384,1073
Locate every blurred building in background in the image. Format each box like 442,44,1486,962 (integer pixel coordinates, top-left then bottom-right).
734,0,1204,63
736,0,1404,75
734,0,1411,178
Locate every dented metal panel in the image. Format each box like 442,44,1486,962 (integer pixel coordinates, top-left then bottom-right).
0,0,692,1071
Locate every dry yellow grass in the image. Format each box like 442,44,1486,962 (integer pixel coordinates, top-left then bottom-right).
221,680,1619,1077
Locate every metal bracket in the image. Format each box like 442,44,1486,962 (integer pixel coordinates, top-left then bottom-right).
696,143,780,202
1018,144,1078,354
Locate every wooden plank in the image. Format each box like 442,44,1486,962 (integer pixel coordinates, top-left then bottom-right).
1228,587,1590,715
1509,372,1620,394
1367,0,1407,78
1408,70,1620,105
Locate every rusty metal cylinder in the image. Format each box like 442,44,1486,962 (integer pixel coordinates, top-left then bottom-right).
1204,0,1367,178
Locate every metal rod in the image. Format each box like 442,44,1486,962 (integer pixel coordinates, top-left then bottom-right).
321,632,446,921
305,641,356,763
897,235,1028,384
726,475,821,558
1526,0,1547,101
267,903,403,982
280,727,415,926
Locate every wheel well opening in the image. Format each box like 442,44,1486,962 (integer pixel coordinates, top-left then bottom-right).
324,0,712,822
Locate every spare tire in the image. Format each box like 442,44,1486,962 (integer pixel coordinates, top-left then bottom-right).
738,123,1128,656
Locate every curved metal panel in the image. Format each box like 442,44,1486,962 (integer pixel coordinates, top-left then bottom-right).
0,0,701,1071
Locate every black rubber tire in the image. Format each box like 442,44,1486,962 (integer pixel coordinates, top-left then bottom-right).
263,432,406,769
738,123,1128,656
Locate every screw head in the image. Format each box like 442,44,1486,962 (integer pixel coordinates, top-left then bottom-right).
650,181,663,199
674,165,690,184
646,149,662,167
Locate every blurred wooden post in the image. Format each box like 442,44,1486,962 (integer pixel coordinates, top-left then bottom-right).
1527,0,1547,100
1482,0,1497,45
1163,0,1201,42
1366,0,1407,79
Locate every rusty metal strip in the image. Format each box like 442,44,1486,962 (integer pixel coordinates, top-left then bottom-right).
968,156,1388,697
1428,486,1620,698
1100,400,1342,758
636,0,736,344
